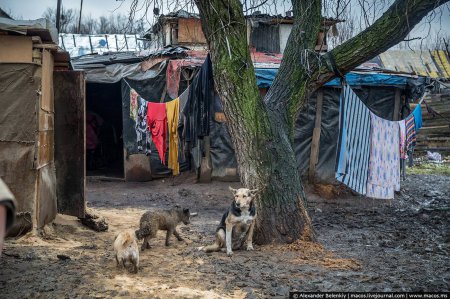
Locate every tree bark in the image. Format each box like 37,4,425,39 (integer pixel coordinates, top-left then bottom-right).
194,0,449,244
195,0,315,244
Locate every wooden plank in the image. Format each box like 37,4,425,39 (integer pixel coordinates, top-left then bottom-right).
54,71,86,218
308,91,323,182
36,130,54,169
199,136,212,183
39,112,54,131
41,50,54,112
0,35,33,62
33,43,58,51
32,36,43,44
178,18,206,44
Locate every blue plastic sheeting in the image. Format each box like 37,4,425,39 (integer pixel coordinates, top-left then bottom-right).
325,72,409,86
255,68,410,87
255,68,278,88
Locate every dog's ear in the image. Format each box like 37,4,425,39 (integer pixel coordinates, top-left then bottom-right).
183,208,190,215
229,186,238,195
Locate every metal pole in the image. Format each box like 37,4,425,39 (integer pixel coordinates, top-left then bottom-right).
56,0,62,32
77,0,83,34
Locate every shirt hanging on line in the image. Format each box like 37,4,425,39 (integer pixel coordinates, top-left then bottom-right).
335,85,371,195
147,102,167,165
405,114,416,150
166,98,180,176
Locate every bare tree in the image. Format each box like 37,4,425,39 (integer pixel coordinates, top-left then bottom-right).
80,14,98,34
43,7,76,33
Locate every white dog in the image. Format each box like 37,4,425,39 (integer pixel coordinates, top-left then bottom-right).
114,230,139,273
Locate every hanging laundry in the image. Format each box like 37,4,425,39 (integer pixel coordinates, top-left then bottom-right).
398,119,407,159
412,104,423,130
136,97,152,154
405,114,416,150
335,85,371,195
177,86,191,164
184,54,214,145
147,102,168,164
130,89,139,122
366,113,400,199
166,98,180,175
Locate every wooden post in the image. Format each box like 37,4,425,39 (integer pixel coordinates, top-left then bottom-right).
199,136,212,183
308,90,323,182
393,88,401,121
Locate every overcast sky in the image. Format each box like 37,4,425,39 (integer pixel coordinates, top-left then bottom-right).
2,0,151,20
2,0,449,46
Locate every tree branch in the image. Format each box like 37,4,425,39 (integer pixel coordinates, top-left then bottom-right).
311,0,450,94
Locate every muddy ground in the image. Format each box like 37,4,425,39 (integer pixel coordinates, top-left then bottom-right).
1,173,449,298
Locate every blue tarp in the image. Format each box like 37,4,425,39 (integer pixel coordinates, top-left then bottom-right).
254,68,410,87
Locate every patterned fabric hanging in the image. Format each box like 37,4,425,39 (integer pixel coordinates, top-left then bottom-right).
366,113,400,199
335,85,371,195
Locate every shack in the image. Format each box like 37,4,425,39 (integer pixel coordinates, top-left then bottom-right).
71,47,283,181
0,17,86,235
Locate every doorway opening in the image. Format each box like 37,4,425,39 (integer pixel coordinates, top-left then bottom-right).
86,82,124,178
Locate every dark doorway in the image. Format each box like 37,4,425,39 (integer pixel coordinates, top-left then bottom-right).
86,82,124,178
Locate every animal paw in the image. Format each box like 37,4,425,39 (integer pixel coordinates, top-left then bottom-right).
227,250,233,256
247,244,254,251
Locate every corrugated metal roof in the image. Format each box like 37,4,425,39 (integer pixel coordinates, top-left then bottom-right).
379,50,450,79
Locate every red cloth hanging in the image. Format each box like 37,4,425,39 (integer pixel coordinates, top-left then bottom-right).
147,102,167,164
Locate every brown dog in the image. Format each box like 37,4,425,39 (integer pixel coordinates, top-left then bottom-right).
201,187,258,256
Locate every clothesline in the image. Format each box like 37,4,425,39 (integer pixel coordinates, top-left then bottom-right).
123,79,183,104
340,82,427,123
335,84,424,200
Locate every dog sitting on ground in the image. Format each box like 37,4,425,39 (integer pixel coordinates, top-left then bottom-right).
113,230,139,273
135,207,190,250
200,187,258,256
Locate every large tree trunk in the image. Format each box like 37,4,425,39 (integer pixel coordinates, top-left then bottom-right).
195,0,317,244
194,0,449,244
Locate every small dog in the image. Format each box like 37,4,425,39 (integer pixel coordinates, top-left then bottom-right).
113,230,139,273
135,207,190,250
201,187,258,256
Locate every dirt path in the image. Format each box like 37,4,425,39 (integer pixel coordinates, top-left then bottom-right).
1,174,449,298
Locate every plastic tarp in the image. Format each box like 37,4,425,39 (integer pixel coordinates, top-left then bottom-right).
82,60,167,83
0,63,57,233
295,85,404,183
256,68,278,88
210,95,238,179
255,68,414,87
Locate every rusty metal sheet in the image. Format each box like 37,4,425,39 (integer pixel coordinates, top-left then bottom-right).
379,50,448,78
